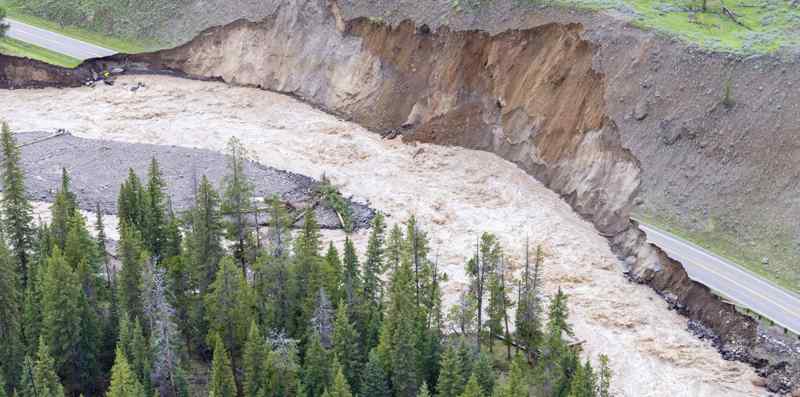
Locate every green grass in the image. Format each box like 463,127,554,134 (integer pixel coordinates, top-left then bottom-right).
633,210,800,295
0,1,152,53
0,36,81,67
523,0,800,54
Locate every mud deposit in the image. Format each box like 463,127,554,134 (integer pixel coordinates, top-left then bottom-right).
0,75,762,396
13,131,373,229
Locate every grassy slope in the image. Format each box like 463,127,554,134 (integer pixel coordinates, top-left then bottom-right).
0,36,81,67
634,210,800,294
542,0,800,54
0,1,151,53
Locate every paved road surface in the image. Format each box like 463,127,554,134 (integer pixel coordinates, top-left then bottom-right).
639,222,800,334
5,18,115,60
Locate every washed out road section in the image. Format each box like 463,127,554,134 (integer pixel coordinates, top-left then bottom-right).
5,18,116,60
639,222,800,335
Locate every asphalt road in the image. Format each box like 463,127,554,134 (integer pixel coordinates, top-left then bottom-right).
5,18,116,60
639,222,800,334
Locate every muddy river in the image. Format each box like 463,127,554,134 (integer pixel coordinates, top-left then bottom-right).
1,75,760,396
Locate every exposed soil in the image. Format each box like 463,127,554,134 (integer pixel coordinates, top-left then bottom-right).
0,74,764,396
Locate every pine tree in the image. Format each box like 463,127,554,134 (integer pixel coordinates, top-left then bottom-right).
341,237,362,309
418,328,441,393
264,194,292,258
186,175,224,293
468,233,500,351
495,356,528,397
143,158,167,260
64,213,101,300
359,349,389,397
385,224,403,275
40,248,83,392
404,216,430,308
0,373,6,397
333,301,361,391
416,382,431,397
460,375,484,397
33,339,64,397
325,367,352,397
457,338,475,387
516,241,544,363
50,168,77,250
14,356,36,397
289,210,323,338
21,260,42,356
205,256,252,361
172,368,190,397
100,292,121,396
162,203,182,261
377,225,421,397
118,169,146,233
436,343,465,397
118,312,152,395
547,288,572,338
208,337,237,397
95,203,113,288
303,333,331,397
29,338,65,397
551,349,578,397
23,224,55,358
265,332,301,397
487,253,510,355
567,359,596,397
0,237,22,391
1,122,33,287
221,137,254,273
108,346,146,397
119,225,147,324
564,358,595,397
253,248,292,332
361,214,385,350
252,197,293,330
363,212,385,306
382,242,421,396
473,352,495,396
142,262,180,397
419,254,444,389
597,355,612,397
184,175,224,352
243,321,269,397
321,243,342,306
74,281,101,395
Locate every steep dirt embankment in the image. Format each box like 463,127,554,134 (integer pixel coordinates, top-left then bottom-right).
0,0,793,391
0,56,90,88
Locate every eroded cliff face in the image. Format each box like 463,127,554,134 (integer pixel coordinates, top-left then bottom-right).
129,2,638,236
0,0,793,391
0,56,90,88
